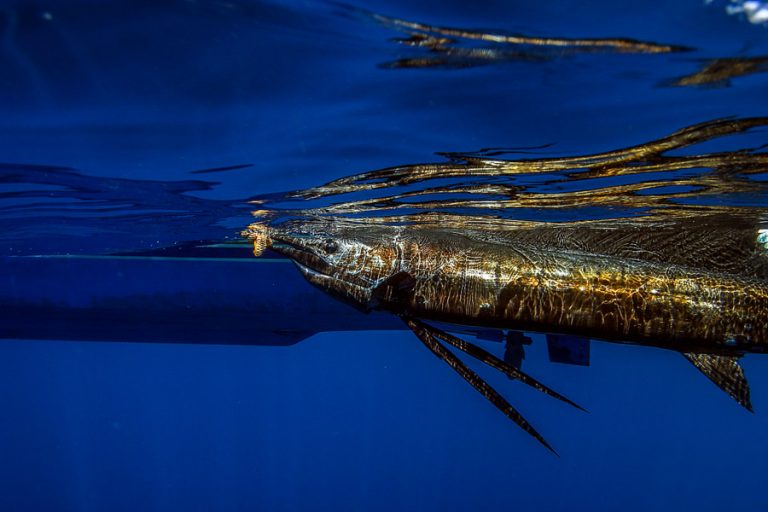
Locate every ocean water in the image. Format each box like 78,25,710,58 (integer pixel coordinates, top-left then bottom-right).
1,1,768,510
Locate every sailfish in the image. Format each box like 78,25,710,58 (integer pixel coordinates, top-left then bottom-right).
243,213,768,453
243,118,768,453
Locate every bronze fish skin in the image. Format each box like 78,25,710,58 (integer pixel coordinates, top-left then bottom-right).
263,221,768,354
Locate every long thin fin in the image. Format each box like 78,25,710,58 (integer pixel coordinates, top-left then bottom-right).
403,317,558,454
409,318,586,412
682,352,753,412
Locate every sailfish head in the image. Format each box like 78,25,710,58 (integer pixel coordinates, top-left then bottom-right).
246,219,408,309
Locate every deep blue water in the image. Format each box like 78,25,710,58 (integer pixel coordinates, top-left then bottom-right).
2,1,768,510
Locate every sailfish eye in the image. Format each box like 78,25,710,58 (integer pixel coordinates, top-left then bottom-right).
323,239,339,254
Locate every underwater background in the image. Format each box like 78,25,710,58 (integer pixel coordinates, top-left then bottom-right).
2,0,768,510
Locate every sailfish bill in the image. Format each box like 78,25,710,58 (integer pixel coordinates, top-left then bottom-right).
683,353,753,412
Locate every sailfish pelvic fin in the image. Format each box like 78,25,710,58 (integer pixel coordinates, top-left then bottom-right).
403,316,558,454
408,318,586,411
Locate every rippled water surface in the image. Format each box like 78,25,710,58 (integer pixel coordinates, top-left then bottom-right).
2,1,768,511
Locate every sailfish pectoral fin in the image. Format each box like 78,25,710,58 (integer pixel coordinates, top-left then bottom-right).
407,318,587,412
403,317,558,455
682,352,753,412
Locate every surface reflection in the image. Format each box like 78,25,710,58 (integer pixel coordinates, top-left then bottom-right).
335,4,690,70
671,56,768,87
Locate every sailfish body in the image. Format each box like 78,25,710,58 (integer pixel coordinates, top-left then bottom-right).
265,222,768,352
245,218,767,451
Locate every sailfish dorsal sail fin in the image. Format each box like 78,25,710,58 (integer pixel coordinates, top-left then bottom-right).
467,213,768,279
683,352,753,411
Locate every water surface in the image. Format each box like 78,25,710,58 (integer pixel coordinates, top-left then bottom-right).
1,1,768,511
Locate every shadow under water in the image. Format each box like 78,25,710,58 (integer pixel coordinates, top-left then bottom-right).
244,117,768,452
